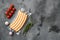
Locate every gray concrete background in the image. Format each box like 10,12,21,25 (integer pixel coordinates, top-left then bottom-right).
0,0,60,40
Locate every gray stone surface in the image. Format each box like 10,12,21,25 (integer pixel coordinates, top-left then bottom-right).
0,0,60,40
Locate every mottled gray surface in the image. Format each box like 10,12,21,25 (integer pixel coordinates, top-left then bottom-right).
0,0,60,40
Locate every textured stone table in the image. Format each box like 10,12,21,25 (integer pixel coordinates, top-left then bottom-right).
0,0,60,40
